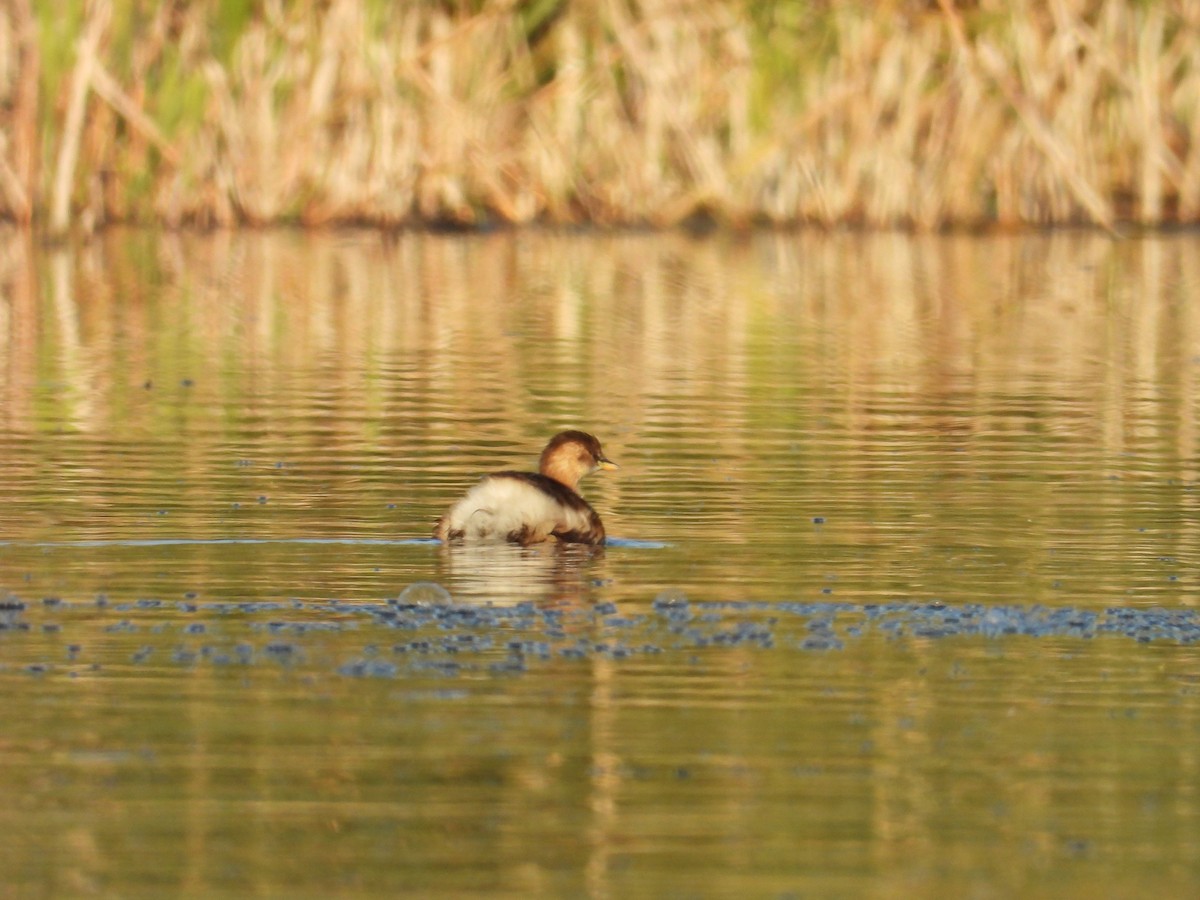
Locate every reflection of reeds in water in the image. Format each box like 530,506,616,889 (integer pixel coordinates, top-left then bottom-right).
1,228,1198,485
4,1,1200,230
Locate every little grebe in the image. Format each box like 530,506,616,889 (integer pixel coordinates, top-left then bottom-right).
434,430,618,545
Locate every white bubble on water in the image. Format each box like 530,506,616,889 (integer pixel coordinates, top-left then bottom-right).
396,581,453,607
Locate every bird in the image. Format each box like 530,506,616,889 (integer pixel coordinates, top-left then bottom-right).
434,431,618,545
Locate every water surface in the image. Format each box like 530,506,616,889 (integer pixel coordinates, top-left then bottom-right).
1,228,1199,896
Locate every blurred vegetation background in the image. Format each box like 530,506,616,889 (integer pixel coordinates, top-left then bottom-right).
3,0,1200,233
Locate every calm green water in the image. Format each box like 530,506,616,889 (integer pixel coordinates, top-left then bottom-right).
2,228,1199,897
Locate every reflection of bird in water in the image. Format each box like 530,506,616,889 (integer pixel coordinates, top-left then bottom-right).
434,431,618,546
437,540,603,607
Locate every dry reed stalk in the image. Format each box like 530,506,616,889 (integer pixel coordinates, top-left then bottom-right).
939,0,1116,233
1134,5,1165,223
0,0,37,223
49,0,108,237
89,66,179,168
1058,0,1191,221
45,0,177,234
0,134,26,220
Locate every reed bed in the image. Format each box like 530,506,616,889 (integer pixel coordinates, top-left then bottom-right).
2,0,1200,232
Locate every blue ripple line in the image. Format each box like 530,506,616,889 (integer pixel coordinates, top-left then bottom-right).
607,538,670,549
0,537,665,549
0,538,441,548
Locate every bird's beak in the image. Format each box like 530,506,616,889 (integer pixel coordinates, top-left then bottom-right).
597,456,619,471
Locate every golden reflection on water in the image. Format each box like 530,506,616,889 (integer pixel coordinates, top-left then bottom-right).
2,228,1200,896
2,228,1198,459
